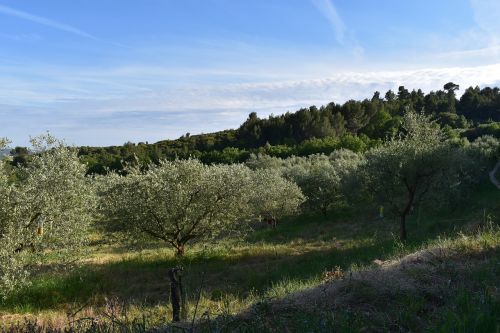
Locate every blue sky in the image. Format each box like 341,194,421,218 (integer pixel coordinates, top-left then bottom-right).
1,0,499,146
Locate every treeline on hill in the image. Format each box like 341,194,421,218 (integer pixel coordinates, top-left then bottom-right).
8,83,500,173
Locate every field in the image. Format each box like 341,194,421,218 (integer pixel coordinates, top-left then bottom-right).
1,183,498,332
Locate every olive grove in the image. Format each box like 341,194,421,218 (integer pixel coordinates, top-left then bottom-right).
0,113,495,297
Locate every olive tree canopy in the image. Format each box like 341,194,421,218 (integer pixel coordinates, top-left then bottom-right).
100,159,304,256
363,112,466,240
0,135,96,297
247,150,364,215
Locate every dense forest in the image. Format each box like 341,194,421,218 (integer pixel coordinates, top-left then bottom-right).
9,83,500,173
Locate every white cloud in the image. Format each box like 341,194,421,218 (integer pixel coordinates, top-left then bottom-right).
0,4,98,40
2,63,500,146
149,63,500,112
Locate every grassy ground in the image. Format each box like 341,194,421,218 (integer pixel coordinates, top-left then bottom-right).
1,183,499,332
218,226,499,332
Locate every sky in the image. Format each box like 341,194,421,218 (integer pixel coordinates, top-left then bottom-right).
1,0,500,146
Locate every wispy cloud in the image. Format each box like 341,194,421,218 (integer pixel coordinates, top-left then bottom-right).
0,3,98,40
311,0,364,58
311,0,346,44
470,0,500,36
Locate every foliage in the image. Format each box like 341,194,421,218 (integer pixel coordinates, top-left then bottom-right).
246,149,364,214
68,84,499,174
363,112,470,240
463,121,500,141
468,135,500,165
284,155,341,214
99,159,304,255
328,148,366,202
245,153,286,171
0,139,28,298
283,151,363,214
0,135,96,298
249,168,305,221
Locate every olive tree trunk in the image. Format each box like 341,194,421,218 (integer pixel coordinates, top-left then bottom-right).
399,214,407,241
168,267,185,322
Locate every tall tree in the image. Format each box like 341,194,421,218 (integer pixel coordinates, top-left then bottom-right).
341,100,370,134
443,82,460,113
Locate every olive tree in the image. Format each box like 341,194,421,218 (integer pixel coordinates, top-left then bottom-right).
328,149,366,203
468,135,499,164
0,138,27,297
17,135,96,252
247,151,363,215
246,153,286,170
284,155,342,215
249,168,305,222
363,112,465,240
0,135,95,297
100,159,304,256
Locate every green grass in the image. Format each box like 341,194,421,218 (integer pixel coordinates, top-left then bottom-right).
207,224,500,332
1,183,499,332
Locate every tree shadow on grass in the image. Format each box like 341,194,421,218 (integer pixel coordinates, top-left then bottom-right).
246,208,395,246
0,236,404,313
0,219,483,315
4,184,497,314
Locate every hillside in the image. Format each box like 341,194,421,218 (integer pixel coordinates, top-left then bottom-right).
69,84,499,173
1,183,498,332
6,85,499,174
0,105,498,333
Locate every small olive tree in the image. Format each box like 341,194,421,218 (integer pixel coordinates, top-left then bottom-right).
328,149,366,203
363,112,465,240
100,159,304,256
249,168,305,222
0,135,95,297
